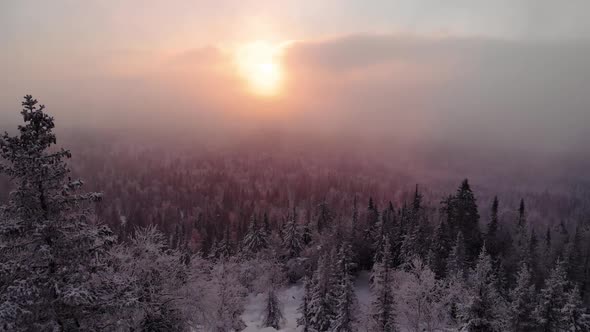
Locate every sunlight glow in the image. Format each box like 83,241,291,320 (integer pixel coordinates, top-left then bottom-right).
234,41,285,97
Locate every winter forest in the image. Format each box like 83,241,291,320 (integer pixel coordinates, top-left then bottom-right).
1,95,590,332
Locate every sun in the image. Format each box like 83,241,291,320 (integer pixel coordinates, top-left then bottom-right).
234,41,285,97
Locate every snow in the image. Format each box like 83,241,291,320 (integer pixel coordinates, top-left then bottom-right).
242,284,304,332
241,272,372,332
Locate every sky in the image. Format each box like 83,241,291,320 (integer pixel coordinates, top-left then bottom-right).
1,1,590,155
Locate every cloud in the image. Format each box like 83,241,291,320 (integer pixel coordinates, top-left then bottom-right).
280,34,590,153
2,31,589,158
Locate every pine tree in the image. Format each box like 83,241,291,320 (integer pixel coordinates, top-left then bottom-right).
446,231,467,279
459,246,507,331
330,244,359,332
262,288,284,329
508,263,536,331
534,260,570,331
308,254,338,331
297,276,313,332
317,200,333,233
561,286,590,331
302,216,313,245
0,96,121,330
565,224,585,287
448,179,482,263
210,226,233,260
259,259,285,329
405,185,428,261
355,197,374,270
514,199,530,265
430,217,453,278
517,199,526,229
369,238,398,332
282,209,304,259
241,214,268,258
486,196,500,259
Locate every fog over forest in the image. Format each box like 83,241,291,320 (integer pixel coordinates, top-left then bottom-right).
2,1,590,331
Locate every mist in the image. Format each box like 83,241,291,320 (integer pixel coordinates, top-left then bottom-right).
2,34,589,161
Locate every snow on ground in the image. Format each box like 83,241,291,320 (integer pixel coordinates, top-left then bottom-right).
242,284,304,331
242,271,372,332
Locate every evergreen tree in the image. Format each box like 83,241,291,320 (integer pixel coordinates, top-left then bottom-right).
508,263,536,331
561,286,590,331
369,238,398,332
262,288,284,329
308,254,338,331
240,214,268,258
302,216,313,245
330,245,359,332
317,200,333,233
430,217,453,278
565,224,585,287
210,226,233,260
354,197,374,270
459,246,507,331
297,276,313,332
517,199,526,229
448,179,482,263
0,96,121,330
534,260,570,332
446,231,467,279
486,196,500,259
282,209,304,259
363,197,381,267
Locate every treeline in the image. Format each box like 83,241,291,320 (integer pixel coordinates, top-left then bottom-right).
1,96,590,331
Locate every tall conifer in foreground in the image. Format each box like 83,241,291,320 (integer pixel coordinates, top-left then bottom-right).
0,96,121,331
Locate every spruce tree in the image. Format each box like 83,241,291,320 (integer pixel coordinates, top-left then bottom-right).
317,200,333,233
369,238,398,332
430,218,453,278
446,231,467,279
459,246,507,331
561,286,590,331
297,276,313,332
241,214,267,258
534,260,570,331
517,199,526,229
211,226,233,260
449,179,482,263
0,96,120,330
508,263,536,331
262,288,284,329
330,245,359,332
486,196,500,259
308,254,338,331
282,209,304,259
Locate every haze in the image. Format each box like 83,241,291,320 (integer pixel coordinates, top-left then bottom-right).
1,0,589,158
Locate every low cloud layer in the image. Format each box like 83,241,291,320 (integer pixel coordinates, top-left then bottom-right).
1,34,589,157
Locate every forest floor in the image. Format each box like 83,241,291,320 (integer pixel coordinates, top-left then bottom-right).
242,272,372,332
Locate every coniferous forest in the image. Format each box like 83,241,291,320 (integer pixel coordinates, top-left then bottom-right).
2,96,590,332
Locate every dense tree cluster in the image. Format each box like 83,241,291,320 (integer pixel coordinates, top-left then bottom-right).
2,96,590,331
